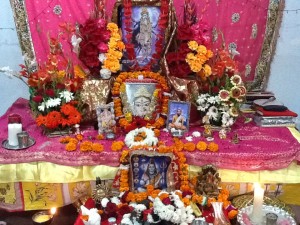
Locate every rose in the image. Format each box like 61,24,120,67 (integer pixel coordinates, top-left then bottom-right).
97,42,109,53
32,95,43,103
45,89,55,97
177,24,193,41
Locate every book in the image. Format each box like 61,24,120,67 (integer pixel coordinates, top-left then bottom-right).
255,106,298,117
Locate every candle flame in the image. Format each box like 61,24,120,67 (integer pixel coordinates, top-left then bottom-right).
50,207,56,215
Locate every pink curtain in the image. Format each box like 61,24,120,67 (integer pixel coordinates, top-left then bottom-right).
25,0,95,63
26,0,269,82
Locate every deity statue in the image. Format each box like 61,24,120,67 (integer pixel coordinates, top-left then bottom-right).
195,165,221,198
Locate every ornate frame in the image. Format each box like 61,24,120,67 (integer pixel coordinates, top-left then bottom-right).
129,150,175,192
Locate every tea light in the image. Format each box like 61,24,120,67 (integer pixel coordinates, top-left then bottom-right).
32,207,56,225
33,214,52,223
251,183,264,224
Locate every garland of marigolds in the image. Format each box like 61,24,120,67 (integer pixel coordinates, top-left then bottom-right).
112,71,170,131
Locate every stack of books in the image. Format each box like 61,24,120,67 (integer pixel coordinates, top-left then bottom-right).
254,105,298,127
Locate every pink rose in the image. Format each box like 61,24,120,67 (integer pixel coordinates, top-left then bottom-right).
97,18,106,29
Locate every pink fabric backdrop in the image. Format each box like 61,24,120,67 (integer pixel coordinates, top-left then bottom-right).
26,0,269,82
1,98,300,171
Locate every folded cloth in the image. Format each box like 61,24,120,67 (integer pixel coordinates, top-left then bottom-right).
253,97,288,111
255,106,298,117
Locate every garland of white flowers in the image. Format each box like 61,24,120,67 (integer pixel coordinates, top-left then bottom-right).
124,127,158,148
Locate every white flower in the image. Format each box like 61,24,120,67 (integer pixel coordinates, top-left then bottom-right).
124,127,158,148
0,66,19,78
230,74,242,86
192,131,201,137
100,68,112,79
222,112,234,127
80,206,101,225
207,106,219,121
71,34,82,55
45,98,61,108
59,90,74,102
38,102,46,112
110,196,120,205
98,53,106,63
207,96,220,104
185,136,193,141
101,197,109,208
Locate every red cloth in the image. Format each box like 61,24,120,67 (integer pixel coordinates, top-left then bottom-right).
255,106,298,117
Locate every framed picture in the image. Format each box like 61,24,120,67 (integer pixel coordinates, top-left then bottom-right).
167,100,191,133
96,102,116,134
121,81,158,120
114,1,169,72
129,151,175,192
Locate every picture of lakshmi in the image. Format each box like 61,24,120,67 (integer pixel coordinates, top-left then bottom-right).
132,86,152,118
139,158,163,189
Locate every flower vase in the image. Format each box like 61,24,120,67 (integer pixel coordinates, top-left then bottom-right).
211,202,230,225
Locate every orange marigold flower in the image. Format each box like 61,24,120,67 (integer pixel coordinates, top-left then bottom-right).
76,134,84,141
154,129,160,137
65,142,77,151
228,210,238,219
80,141,93,152
60,136,71,143
96,134,104,140
183,142,196,151
208,142,219,152
159,193,169,201
92,143,104,152
111,141,125,151
36,115,47,127
196,141,207,151
69,138,79,145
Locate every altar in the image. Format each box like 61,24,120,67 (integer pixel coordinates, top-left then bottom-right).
1,98,300,211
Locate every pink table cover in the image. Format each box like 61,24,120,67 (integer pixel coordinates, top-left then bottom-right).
1,98,300,171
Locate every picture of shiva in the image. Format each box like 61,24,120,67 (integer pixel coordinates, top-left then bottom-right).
131,155,171,192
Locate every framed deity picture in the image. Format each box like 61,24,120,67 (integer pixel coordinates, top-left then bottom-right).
121,81,158,120
129,151,175,192
167,100,191,133
116,3,167,72
96,102,116,134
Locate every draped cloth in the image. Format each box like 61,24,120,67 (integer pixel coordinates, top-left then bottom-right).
24,0,272,84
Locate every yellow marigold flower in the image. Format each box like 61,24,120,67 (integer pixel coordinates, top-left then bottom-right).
186,52,196,60
108,40,118,50
92,143,104,152
107,22,118,32
197,45,207,55
208,142,219,152
111,141,125,151
57,70,66,79
80,141,93,152
188,41,198,51
196,141,207,151
74,65,86,79
65,142,77,151
203,64,212,77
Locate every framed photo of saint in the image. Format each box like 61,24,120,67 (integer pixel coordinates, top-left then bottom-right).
167,100,191,133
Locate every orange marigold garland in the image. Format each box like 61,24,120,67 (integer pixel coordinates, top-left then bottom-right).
112,71,170,131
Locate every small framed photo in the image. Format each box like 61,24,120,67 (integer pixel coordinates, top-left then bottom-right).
96,102,116,134
167,100,191,134
129,151,175,192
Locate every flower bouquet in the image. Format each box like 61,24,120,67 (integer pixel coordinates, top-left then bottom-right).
195,49,246,127
25,38,86,135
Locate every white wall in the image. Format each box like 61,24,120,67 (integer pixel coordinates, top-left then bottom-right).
1,0,300,118
0,1,29,116
267,0,300,120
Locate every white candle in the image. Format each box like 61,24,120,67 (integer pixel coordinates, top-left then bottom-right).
8,123,22,146
251,182,264,223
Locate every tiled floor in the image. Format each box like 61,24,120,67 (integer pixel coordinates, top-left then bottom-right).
0,204,299,225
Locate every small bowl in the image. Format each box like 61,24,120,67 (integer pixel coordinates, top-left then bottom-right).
32,211,53,225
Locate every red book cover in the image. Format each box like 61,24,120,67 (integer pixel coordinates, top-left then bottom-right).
255,106,298,117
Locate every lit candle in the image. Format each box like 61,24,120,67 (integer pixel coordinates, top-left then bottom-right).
8,114,22,146
50,207,56,215
251,182,265,223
